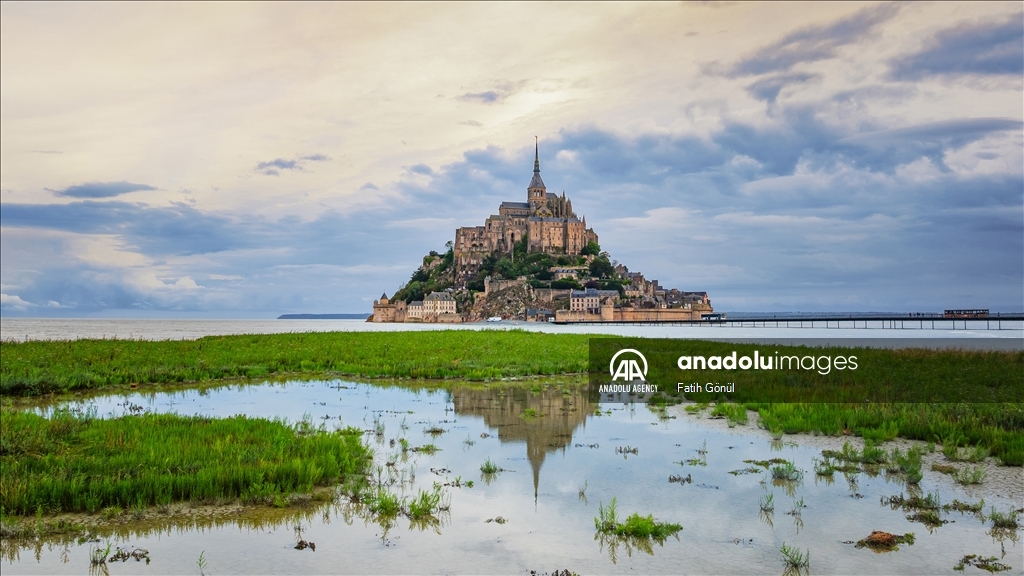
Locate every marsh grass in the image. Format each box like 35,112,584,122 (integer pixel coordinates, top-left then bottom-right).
594,498,682,540
953,465,987,485
779,542,810,569
907,509,945,528
770,461,802,482
681,440,708,466
711,402,748,425
480,458,502,474
988,507,1020,529
0,516,82,540
759,404,1023,467
0,409,371,516
615,446,639,457
813,457,836,476
953,554,1012,573
406,484,449,519
887,447,923,484
519,408,542,421
358,483,449,522
89,542,112,566
0,330,589,396
423,424,446,436
882,490,941,512
824,443,927,483
196,550,207,576
744,458,789,469
943,499,985,514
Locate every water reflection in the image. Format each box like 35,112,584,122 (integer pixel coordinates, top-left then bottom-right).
4,379,1019,575
451,384,591,500
0,499,330,564
595,532,680,564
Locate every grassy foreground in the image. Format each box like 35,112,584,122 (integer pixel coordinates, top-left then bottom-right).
0,331,1020,466
0,330,588,395
0,410,371,516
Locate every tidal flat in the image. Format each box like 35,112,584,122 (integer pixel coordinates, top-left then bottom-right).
2,379,1021,575
4,332,1022,464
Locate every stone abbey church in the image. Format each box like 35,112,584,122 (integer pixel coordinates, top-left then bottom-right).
453,141,599,287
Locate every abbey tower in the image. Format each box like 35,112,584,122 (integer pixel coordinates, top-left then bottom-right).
453,140,599,287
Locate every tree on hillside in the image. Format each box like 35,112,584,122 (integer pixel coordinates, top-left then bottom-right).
589,256,615,279
551,278,582,290
495,257,518,279
581,241,601,256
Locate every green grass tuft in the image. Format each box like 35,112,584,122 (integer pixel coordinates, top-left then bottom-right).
0,409,371,516
780,542,810,569
594,498,682,540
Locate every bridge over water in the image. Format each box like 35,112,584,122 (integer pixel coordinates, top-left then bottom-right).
556,313,1024,330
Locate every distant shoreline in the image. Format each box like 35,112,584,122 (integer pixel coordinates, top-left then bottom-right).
277,313,371,319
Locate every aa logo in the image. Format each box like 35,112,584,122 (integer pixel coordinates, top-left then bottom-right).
609,349,648,381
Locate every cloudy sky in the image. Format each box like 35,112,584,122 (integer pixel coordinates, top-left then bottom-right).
2,2,1021,317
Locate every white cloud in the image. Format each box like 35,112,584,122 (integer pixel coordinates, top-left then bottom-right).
0,293,33,310
174,276,201,290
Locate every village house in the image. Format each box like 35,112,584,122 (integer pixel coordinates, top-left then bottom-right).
423,291,456,315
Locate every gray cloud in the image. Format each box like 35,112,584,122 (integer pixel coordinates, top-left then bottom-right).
459,91,502,103
746,73,818,105
254,154,330,176
840,118,1023,147
407,163,434,176
456,81,525,104
48,181,157,199
889,16,1023,80
1,201,250,255
727,3,901,76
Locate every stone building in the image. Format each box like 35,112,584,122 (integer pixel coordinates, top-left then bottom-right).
372,291,456,322
569,288,618,313
423,291,456,315
454,141,598,287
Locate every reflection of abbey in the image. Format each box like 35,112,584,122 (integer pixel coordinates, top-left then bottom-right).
453,141,598,287
450,385,591,501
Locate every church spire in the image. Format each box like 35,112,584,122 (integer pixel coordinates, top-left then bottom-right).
528,136,546,193
534,136,540,174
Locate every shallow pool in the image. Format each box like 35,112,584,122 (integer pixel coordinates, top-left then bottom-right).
3,380,1020,575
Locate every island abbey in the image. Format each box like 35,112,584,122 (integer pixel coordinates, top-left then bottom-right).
372,139,712,324
453,140,598,286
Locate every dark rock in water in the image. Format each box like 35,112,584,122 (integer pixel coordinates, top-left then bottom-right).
855,531,915,552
